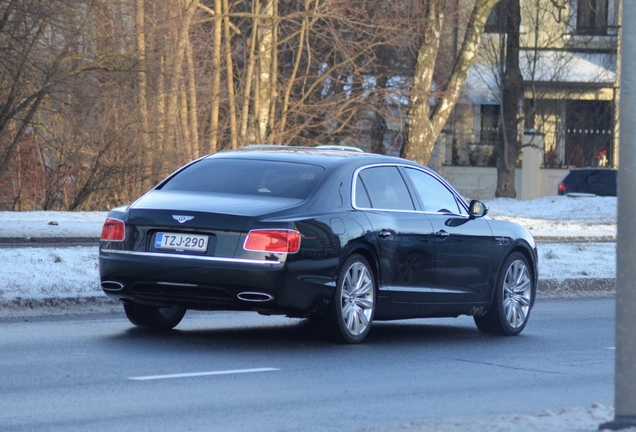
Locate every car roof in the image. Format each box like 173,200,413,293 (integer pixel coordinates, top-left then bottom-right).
206,146,422,170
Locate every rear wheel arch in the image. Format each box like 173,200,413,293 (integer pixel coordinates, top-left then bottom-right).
339,244,380,291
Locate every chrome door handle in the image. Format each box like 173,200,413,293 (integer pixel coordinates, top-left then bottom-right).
378,230,392,239
435,230,449,239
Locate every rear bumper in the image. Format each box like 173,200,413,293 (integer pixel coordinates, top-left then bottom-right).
99,249,336,317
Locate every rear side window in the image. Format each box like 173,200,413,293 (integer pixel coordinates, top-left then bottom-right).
357,166,415,211
566,171,589,184
588,170,615,185
161,158,324,200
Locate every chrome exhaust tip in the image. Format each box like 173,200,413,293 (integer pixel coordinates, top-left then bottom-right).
237,292,274,302
101,281,124,291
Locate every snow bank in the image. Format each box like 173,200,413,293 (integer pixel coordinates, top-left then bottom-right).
365,404,630,432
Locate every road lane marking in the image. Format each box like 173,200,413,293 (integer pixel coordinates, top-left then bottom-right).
129,368,279,381
606,347,616,350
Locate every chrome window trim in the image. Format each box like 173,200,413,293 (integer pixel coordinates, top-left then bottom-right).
351,163,469,216
101,249,284,267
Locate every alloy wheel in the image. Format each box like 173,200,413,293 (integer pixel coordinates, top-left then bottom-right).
340,261,375,336
502,260,532,329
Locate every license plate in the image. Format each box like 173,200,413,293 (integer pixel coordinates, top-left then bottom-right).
155,232,208,252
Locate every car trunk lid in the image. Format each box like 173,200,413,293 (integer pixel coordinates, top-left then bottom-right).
127,190,303,257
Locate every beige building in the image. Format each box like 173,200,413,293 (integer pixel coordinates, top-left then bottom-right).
449,0,619,170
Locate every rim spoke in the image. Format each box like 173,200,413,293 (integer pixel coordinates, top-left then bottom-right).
516,295,531,307
355,278,372,296
343,303,353,322
356,306,370,327
514,279,530,295
356,298,374,310
505,301,515,323
354,265,365,292
350,309,360,334
515,303,527,324
341,288,351,301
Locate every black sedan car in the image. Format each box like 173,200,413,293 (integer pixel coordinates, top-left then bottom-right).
99,147,538,343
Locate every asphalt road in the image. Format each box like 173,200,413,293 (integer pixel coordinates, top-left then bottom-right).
0,298,614,432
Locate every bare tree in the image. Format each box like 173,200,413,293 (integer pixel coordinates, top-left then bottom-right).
0,0,500,210
401,0,501,169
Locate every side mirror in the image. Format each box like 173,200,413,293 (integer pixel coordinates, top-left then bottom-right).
468,200,488,218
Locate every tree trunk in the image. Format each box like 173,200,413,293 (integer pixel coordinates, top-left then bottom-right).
402,0,446,166
223,0,238,148
257,0,274,142
164,0,199,164
135,0,152,193
185,34,199,157
402,0,500,168
209,0,222,153
239,0,259,145
495,0,522,198
277,0,308,141
267,0,278,140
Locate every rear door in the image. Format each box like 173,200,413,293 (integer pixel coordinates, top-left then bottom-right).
354,165,435,303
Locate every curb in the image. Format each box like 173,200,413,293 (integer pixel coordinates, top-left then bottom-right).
538,278,615,299
534,236,616,243
0,297,121,319
0,237,99,247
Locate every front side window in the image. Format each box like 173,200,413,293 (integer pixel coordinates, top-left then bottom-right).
356,166,415,211
404,168,465,215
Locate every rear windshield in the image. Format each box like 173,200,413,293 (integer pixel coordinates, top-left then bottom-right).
160,158,325,200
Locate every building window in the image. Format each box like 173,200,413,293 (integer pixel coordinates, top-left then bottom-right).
485,1,505,33
576,0,608,35
480,105,500,147
565,100,613,167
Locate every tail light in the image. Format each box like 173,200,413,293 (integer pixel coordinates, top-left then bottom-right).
101,218,125,241
558,182,566,194
244,229,301,253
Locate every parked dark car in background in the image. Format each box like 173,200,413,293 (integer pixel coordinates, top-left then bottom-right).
99,147,538,343
558,168,617,196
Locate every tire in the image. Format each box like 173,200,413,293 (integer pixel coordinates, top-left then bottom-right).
316,254,376,343
474,252,533,336
123,303,187,330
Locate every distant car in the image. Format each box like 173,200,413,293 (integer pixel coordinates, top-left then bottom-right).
99,147,538,343
557,168,617,196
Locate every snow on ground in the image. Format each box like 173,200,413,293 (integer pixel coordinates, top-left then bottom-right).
484,195,617,240
0,246,99,301
368,403,634,432
0,211,107,238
